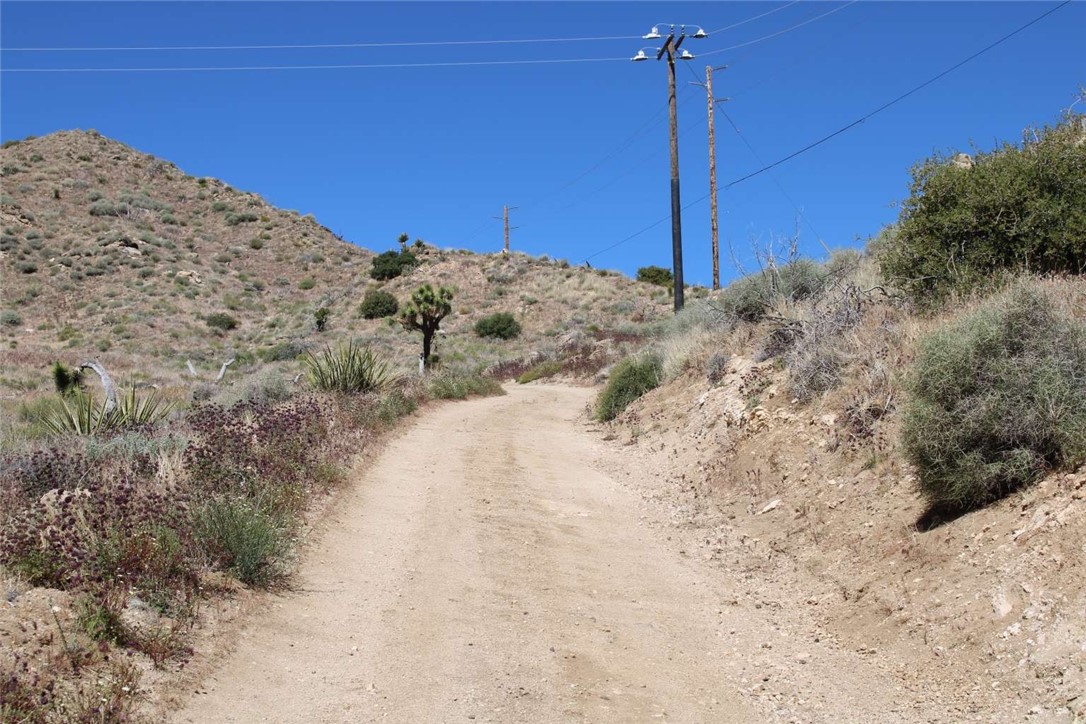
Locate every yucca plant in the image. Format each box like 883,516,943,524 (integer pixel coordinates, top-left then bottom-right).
303,341,392,394
35,389,174,435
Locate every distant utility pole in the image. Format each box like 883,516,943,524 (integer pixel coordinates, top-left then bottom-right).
494,205,518,252
632,23,708,312
692,65,729,291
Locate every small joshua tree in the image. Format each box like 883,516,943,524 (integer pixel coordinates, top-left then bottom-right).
398,232,409,253
398,284,453,371
314,306,330,332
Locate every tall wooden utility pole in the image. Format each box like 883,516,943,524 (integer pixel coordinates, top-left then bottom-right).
663,34,685,312
706,66,720,290
494,205,517,252
692,65,728,290
632,23,707,311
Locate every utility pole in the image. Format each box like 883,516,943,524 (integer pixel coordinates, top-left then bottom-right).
494,205,517,252
666,42,684,312
691,65,728,290
633,24,707,313
707,66,719,290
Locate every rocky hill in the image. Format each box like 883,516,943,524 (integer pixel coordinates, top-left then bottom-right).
0,130,670,399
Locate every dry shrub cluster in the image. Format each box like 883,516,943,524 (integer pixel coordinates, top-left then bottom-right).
903,279,1086,509
0,364,446,718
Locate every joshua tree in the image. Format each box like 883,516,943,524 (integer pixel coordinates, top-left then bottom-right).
398,284,453,371
398,232,409,253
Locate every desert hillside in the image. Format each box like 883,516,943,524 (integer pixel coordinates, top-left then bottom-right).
0,130,670,399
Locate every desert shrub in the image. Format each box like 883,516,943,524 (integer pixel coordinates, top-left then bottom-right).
1,310,21,327
210,201,230,212
298,277,316,290
304,341,391,394
225,212,258,226
880,113,1086,303
706,352,731,384
595,355,661,421
88,199,125,217
119,191,170,212
474,312,521,340
193,497,288,587
258,340,308,362
359,289,399,319
716,259,827,323
205,312,239,331
16,261,38,274
903,281,1086,509
516,360,562,384
248,237,264,249
427,370,505,400
370,250,417,280
636,265,673,288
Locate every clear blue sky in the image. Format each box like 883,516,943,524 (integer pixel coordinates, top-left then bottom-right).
2,1,1082,286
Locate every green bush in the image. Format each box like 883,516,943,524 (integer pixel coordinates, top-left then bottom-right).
474,312,521,340
637,265,673,288
716,259,827,323
359,289,399,319
298,277,316,290
427,370,505,400
304,341,391,394
903,281,1086,509
516,360,562,384
880,113,1086,303
370,250,417,280
595,356,661,421
226,212,259,226
1,310,23,327
193,497,288,587
205,312,239,331
89,199,125,217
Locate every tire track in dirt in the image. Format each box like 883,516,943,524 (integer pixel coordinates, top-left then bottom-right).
172,384,940,723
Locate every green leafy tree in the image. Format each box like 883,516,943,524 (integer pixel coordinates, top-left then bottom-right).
474,312,521,340
370,248,418,281
880,113,1086,303
398,284,453,370
636,265,673,289
359,289,399,319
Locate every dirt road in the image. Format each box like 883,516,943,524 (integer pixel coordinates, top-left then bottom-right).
173,384,945,723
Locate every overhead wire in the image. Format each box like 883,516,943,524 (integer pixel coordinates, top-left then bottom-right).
3,35,640,53
2,1,804,54
581,0,1072,264
680,59,826,248
0,56,631,73
699,0,861,58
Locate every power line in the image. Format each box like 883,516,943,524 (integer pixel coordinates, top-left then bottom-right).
720,0,1071,190
718,106,827,249
700,0,860,59
3,2,803,53
0,56,631,73
706,0,804,35
3,35,640,53
582,0,1071,264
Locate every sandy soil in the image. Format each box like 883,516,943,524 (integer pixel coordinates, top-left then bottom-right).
167,384,966,723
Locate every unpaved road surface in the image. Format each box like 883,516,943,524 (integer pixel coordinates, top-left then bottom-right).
173,385,946,723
